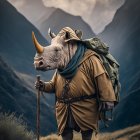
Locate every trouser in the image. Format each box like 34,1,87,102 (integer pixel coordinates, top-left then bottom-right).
61,128,98,140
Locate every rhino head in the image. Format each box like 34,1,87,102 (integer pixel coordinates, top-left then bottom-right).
32,27,82,71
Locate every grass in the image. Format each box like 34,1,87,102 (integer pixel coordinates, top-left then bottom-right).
41,125,140,140
0,111,139,140
99,125,140,140
0,112,35,140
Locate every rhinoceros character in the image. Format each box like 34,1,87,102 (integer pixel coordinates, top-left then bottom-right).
33,27,116,140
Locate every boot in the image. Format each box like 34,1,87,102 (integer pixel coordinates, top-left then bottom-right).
81,130,93,140
61,128,73,140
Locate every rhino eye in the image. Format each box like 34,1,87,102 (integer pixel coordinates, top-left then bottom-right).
54,47,61,52
55,49,59,52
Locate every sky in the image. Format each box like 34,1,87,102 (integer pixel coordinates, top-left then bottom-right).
8,0,125,34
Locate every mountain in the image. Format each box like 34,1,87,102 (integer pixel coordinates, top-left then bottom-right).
0,56,57,135
40,8,95,42
0,0,49,75
99,0,140,131
8,0,55,29
9,0,95,40
0,0,55,95
0,0,56,135
99,0,140,96
88,0,125,33
111,88,140,131
9,0,125,35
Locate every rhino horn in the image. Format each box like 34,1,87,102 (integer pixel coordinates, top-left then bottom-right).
48,28,56,38
32,31,44,53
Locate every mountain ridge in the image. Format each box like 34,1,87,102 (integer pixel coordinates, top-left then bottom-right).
40,8,95,42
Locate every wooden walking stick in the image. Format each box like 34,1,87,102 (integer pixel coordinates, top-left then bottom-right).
36,75,41,140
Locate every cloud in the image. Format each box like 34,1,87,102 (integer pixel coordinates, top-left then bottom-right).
42,0,96,17
42,0,125,34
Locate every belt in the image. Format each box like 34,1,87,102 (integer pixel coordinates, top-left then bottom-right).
56,94,97,104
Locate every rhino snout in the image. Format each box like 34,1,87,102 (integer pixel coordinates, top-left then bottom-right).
34,57,46,70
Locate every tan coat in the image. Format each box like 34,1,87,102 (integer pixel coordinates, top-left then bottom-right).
44,49,116,135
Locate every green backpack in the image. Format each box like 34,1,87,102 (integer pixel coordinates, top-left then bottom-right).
84,37,121,104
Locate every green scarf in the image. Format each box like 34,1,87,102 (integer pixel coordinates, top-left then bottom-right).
58,42,86,79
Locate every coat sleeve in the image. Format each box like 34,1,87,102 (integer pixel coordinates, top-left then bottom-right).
43,71,57,93
90,55,116,102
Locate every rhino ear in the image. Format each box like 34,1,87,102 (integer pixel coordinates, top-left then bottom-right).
75,30,83,39
65,31,71,40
